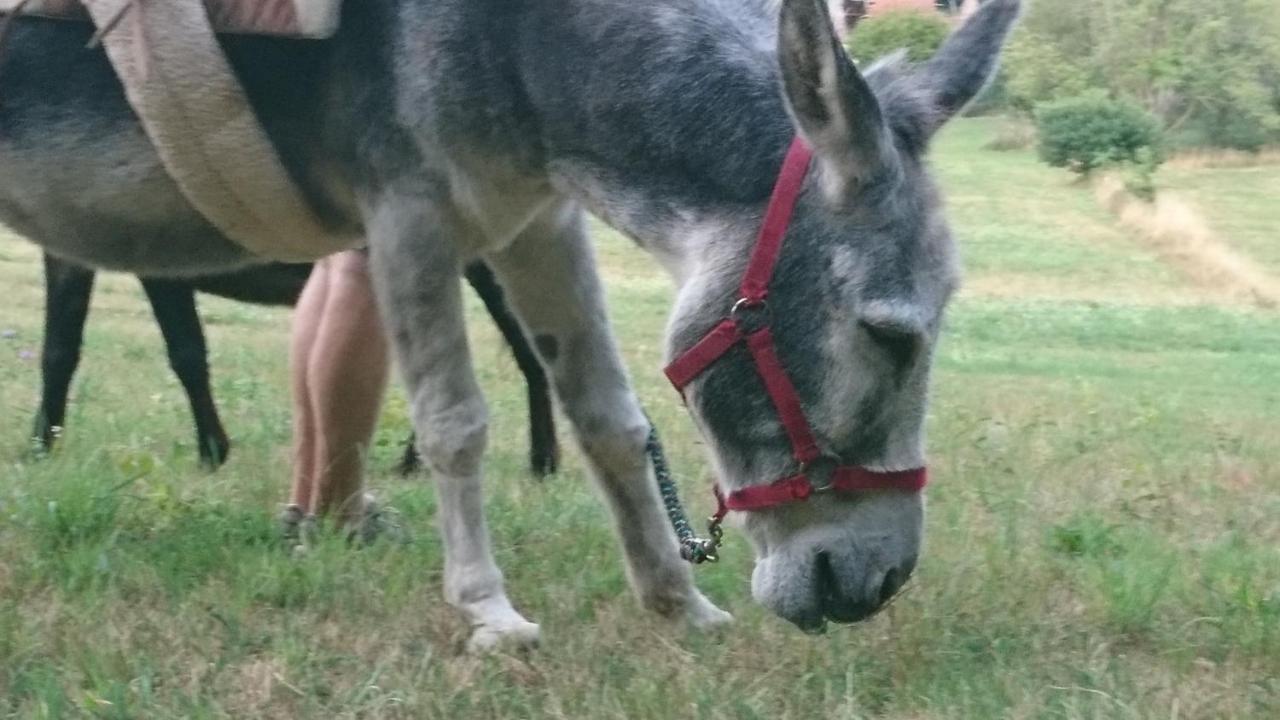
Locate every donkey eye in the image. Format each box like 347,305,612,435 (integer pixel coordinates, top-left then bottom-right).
859,321,918,368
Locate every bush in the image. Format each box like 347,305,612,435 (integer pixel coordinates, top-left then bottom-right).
1035,95,1164,177
846,11,950,65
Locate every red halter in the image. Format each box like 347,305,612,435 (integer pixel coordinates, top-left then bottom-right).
663,137,928,523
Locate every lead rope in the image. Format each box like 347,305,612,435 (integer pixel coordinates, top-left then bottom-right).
645,421,723,564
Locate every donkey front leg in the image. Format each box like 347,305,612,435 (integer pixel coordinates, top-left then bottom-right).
486,203,731,630
366,200,539,652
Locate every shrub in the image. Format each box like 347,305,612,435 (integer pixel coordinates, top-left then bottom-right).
1035,95,1164,177
846,10,950,65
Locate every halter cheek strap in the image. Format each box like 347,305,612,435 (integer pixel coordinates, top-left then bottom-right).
664,138,928,520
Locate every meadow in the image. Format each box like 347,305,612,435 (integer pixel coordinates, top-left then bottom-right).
1,118,1277,719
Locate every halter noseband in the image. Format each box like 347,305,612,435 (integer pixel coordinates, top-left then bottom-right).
663,137,928,530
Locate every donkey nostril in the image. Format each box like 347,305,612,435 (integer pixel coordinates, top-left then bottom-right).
814,551,837,596
879,568,905,604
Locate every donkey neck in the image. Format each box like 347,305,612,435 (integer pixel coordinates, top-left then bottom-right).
513,0,798,275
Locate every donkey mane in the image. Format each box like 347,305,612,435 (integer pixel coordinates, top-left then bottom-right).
513,0,961,215
514,0,797,206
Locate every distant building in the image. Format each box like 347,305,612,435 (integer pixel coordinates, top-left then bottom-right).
839,0,977,33
867,0,940,15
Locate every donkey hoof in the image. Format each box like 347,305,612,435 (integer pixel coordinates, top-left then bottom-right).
466,619,542,654
681,593,733,632
529,444,560,477
646,590,733,631
198,434,231,470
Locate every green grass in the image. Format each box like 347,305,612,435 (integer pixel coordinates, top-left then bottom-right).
933,120,1194,304
1,120,1278,718
1159,162,1280,274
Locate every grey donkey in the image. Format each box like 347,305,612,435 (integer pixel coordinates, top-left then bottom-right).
0,0,1022,647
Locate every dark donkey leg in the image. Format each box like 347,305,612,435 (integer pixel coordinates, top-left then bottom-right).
32,253,95,453
139,278,231,468
397,262,560,477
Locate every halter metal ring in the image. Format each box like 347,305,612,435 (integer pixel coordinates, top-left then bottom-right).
730,297,771,332
798,453,841,493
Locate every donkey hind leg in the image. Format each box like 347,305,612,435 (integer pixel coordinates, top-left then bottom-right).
32,254,95,454
140,279,230,468
366,200,539,652
464,261,560,477
485,202,731,630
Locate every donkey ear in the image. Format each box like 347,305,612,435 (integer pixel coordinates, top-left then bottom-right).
919,0,1023,131
778,0,896,190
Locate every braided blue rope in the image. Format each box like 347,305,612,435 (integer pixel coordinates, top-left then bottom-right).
645,422,721,564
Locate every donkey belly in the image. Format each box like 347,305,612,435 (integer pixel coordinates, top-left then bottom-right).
0,19,281,276
0,142,254,276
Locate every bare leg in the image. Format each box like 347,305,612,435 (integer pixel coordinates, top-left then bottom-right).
288,259,331,515
288,251,390,527
485,202,730,629
306,251,390,524
366,198,538,652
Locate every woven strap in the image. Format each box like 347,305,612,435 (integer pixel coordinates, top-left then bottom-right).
720,467,929,512
81,0,358,261
744,327,822,464
738,138,814,302
663,319,743,392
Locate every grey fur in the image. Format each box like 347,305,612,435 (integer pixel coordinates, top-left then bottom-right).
0,0,1021,639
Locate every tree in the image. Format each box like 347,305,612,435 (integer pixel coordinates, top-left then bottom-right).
1002,0,1280,149
846,10,951,65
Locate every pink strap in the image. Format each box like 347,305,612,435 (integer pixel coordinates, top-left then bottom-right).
720,466,928,512
664,319,743,391
738,139,813,302
744,328,822,464
831,466,928,493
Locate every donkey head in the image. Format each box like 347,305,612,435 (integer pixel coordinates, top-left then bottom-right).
665,0,1021,631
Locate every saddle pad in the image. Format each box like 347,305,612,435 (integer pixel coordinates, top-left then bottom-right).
0,0,342,38
70,0,359,261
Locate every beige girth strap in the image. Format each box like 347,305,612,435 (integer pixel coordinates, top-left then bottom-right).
80,0,358,261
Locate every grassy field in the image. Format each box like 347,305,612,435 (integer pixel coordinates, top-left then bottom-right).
1,118,1278,719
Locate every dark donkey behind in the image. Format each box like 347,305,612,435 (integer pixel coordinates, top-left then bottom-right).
32,253,560,475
